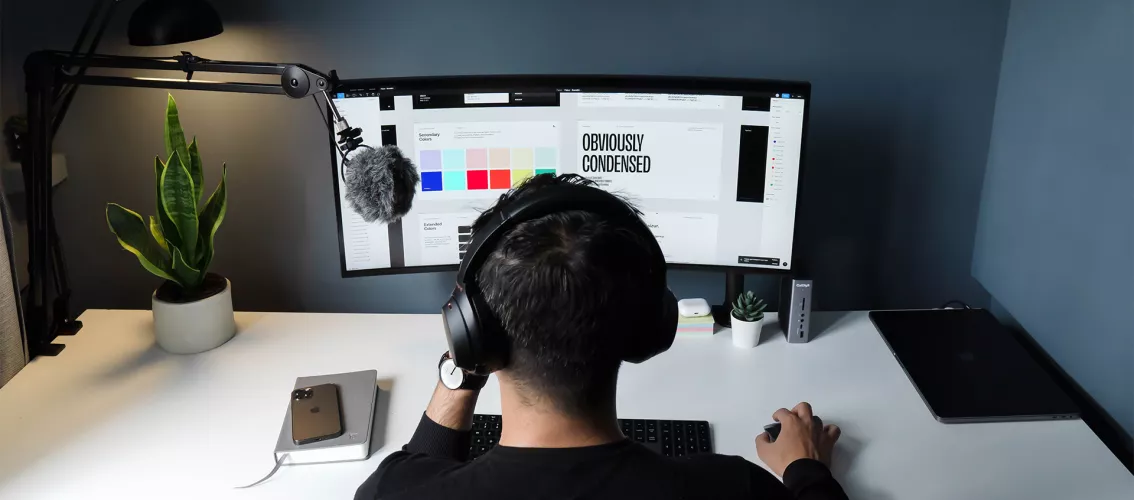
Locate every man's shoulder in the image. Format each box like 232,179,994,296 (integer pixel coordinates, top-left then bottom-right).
667,453,780,499
679,452,763,473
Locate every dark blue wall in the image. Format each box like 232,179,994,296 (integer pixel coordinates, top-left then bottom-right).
2,0,1008,314
973,0,1134,434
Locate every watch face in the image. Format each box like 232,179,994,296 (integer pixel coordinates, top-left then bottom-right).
439,357,465,390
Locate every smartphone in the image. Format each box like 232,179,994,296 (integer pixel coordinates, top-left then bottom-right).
290,384,344,445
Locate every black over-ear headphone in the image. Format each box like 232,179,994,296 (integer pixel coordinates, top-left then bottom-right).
441,184,678,375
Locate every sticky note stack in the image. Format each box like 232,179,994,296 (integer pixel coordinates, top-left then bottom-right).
676,314,716,337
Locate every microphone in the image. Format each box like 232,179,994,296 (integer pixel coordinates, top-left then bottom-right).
342,145,420,224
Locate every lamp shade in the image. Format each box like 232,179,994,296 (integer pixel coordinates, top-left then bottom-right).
128,0,224,46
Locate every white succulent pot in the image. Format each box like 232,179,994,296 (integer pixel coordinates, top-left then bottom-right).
731,316,763,348
151,277,236,354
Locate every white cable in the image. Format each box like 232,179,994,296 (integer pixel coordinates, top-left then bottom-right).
235,453,289,489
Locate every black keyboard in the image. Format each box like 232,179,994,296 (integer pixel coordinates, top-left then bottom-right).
469,414,713,459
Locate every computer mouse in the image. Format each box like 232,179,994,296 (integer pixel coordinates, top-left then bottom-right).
763,415,823,442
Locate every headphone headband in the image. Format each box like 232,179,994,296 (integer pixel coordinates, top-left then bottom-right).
457,185,664,288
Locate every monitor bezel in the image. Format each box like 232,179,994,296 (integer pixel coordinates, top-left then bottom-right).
328,74,811,278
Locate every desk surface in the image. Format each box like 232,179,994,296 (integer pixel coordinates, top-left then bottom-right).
0,310,1129,499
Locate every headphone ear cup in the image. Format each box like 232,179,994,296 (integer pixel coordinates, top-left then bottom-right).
656,288,679,353
623,287,679,363
443,287,479,371
467,289,509,373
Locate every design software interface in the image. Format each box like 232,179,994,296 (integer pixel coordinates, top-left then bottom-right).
332,78,807,275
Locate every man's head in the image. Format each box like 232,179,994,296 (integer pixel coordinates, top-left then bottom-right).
471,174,666,417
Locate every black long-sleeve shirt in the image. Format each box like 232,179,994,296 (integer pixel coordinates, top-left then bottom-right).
355,413,849,500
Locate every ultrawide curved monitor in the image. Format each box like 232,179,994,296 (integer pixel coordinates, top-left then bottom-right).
330,75,809,277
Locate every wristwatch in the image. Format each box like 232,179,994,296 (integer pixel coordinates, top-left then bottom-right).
438,352,489,391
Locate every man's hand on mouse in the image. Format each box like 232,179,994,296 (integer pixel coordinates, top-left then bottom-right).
755,402,841,477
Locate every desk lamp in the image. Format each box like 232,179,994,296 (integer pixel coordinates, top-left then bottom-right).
21,0,357,357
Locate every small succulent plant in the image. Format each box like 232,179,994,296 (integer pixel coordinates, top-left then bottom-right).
731,291,767,322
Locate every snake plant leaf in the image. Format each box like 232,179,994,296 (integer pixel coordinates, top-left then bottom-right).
149,216,168,252
154,156,181,251
164,94,191,183
160,151,198,264
195,163,227,272
170,247,202,289
188,138,204,204
106,203,174,282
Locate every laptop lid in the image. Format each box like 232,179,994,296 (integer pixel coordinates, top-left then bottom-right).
869,309,1079,423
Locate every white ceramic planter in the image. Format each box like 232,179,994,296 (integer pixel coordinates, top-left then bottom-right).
731,316,763,348
151,278,236,354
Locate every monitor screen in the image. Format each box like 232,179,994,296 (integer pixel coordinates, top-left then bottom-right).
330,76,808,276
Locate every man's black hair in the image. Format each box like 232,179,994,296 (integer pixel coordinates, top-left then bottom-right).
472,174,661,416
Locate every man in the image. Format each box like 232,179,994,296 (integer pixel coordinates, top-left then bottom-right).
356,174,848,500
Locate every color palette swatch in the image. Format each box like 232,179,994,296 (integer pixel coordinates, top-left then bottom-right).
420,147,557,192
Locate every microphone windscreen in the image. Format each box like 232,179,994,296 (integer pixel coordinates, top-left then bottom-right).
343,145,420,224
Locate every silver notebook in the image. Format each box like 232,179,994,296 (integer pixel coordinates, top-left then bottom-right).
274,369,378,465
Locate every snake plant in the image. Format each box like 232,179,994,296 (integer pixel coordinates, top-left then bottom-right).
106,94,227,294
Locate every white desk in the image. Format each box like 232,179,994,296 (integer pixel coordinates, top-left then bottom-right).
0,310,1129,499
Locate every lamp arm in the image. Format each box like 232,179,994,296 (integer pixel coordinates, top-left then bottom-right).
33,50,363,157
20,50,358,357
53,0,124,134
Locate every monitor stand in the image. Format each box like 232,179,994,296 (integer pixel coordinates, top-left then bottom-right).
710,271,744,327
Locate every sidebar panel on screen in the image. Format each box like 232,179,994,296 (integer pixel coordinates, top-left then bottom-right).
736,125,769,203
381,125,406,268
335,96,392,272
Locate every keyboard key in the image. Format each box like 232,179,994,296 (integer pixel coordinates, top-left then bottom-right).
675,444,686,456
684,422,697,435
478,445,488,454
474,436,484,445
493,421,501,430
662,443,672,456
488,438,497,445
474,415,485,422
699,443,711,452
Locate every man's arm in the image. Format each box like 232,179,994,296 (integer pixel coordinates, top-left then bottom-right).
754,402,849,500
779,459,849,500
354,382,480,500
406,382,480,457
741,458,848,500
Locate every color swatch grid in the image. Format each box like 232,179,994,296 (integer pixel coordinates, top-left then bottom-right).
419,147,557,192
